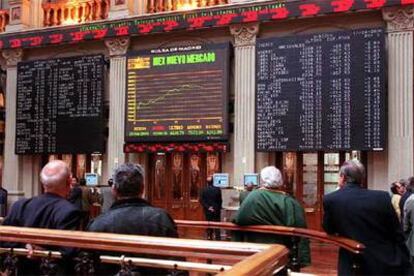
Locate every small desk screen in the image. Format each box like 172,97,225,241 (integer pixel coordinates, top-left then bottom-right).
213,173,229,188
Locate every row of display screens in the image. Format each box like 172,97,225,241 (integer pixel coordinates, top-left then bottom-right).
213,173,259,188
14,27,385,154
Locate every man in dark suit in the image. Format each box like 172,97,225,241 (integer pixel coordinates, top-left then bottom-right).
323,160,412,275
0,186,7,217
1,160,81,275
200,176,222,240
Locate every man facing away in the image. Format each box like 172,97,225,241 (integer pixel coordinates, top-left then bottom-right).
233,166,311,267
87,163,178,275
1,160,81,275
323,160,412,275
0,185,7,218
200,176,222,240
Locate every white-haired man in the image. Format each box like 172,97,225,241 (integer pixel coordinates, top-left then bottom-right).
233,166,310,267
1,160,81,275
3,160,81,230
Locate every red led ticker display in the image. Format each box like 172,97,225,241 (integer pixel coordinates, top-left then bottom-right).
124,142,229,153
0,0,409,50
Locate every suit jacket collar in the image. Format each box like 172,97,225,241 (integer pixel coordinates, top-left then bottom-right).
343,182,362,189
110,197,151,210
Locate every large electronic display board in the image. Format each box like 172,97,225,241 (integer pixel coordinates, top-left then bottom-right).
125,44,230,143
16,55,105,154
256,28,386,151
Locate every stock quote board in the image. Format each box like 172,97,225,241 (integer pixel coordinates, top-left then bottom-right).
256,28,386,151
16,55,105,154
125,44,230,143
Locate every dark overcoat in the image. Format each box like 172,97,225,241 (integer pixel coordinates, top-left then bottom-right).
323,183,412,275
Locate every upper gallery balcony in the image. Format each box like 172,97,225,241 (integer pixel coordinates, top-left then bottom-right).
41,0,232,27
42,0,109,27
146,0,229,14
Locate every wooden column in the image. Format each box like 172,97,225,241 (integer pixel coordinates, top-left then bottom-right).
381,6,414,186
105,37,130,178
230,23,259,187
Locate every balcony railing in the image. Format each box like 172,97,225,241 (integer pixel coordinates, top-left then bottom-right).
0,225,289,275
42,0,109,27
0,220,364,275
147,0,229,14
0,10,9,32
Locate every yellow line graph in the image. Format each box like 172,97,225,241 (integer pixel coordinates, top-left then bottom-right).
130,116,222,122
136,83,204,111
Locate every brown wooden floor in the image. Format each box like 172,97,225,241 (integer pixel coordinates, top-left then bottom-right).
301,241,338,275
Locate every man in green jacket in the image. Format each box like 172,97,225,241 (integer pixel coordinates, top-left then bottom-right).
233,166,311,267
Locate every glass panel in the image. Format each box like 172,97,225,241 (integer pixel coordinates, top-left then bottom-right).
282,152,296,194
90,153,102,176
62,154,73,171
189,154,201,200
154,154,166,200
303,153,318,206
172,153,183,200
324,153,340,195
345,150,361,162
206,153,219,178
48,154,58,161
75,154,87,180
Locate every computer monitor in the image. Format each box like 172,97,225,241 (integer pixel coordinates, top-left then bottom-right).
244,173,259,186
85,173,99,186
213,173,229,188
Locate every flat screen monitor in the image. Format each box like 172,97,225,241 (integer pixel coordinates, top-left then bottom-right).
244,173,259,186
213,173,229,188
85,173,99,186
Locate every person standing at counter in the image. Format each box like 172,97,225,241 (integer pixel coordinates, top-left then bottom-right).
200,176,222,240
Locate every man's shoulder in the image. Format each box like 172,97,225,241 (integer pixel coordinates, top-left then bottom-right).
323,188,344,203
359,188,389,202
37,195,80,215
103,203,171,220
143,205,174,220
8,197,31,211
324,187,389,203
89,203,174,231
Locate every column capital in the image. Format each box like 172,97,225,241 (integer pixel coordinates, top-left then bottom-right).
104,37,130,57
230,23,260,47
383,6,414,32
2,48,23,67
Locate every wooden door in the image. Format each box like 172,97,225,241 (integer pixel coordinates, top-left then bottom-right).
277,151,366,231
279,152,324,230
148,152,221,238
151,154,168,210
299,152,324,230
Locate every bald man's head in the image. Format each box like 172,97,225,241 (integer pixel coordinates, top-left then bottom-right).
40,160,71,197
